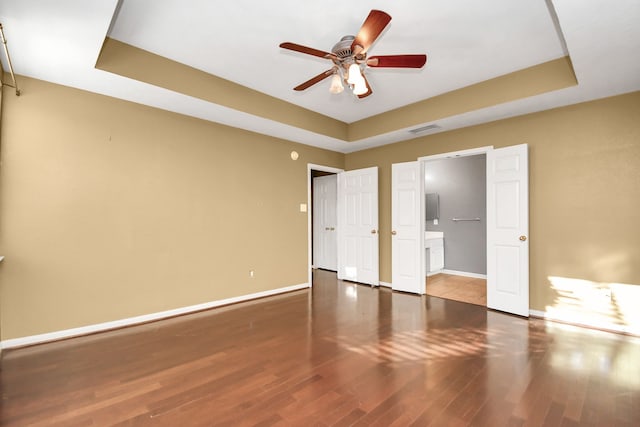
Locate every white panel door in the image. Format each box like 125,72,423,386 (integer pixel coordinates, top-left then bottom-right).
391,161,424,294
313,175,337,271
337,167,379,286
487,144,529,317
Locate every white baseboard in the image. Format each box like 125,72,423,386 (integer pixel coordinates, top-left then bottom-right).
0,283,310,350
441,269,487,279
379,281,392,288
529,309,639,336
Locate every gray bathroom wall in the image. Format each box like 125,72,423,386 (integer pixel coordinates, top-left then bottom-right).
425,154,486,275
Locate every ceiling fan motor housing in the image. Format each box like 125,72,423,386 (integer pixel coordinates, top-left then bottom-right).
331,35,356,59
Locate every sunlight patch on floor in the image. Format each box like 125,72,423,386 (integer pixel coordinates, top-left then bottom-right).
546,276,640,335
324,326,530,364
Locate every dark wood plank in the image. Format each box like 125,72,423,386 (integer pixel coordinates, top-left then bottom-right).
1,269,640,426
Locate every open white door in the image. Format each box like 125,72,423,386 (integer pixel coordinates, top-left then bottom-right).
391,161,424,294
337,167,379,286
487,144,529,317
312,175,337,271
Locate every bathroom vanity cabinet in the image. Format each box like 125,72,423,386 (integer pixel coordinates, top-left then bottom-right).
425,231,444,275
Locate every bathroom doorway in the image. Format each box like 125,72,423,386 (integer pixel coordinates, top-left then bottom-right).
422,152,487,306
391,144,529,315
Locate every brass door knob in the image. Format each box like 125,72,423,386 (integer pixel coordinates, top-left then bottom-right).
519,235,527,241
325,227,330,231
391,230,397,235
371,229,377,234
330,227,335,231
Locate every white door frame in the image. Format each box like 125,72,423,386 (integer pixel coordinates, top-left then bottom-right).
418,145,493,295
307,163,344,287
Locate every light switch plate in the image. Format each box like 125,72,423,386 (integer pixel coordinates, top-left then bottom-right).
300,203,307,212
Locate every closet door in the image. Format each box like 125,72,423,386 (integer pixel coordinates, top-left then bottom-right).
313,175,337,271
337,167,379,286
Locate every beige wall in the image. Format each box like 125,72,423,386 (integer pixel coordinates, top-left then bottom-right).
345,91,640,313
0,76,343,340
1,74,638,341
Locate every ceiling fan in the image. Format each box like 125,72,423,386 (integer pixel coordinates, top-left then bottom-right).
279,9,427,99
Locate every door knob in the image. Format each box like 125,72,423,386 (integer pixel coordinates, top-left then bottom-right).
519,235,527,241
371,229,377,234
391,230,397,235
325,227,330,231
330,227,335,231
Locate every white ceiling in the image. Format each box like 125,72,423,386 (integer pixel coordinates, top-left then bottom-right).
1,0,639,153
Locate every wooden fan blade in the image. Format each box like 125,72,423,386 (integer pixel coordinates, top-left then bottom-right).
367,54,427,68
351,10,392,56
293,69,335,91
280,42,334,59
356,74,373,99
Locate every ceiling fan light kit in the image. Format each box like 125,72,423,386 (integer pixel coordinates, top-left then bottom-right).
329,73,344,94
280,10,427,99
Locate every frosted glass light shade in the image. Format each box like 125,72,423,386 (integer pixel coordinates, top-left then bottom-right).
329,73,344,94
347,63,362,85
353,79,368,95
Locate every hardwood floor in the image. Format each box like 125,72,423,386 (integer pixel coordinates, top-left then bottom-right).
2,269,639,426
425,273,487,306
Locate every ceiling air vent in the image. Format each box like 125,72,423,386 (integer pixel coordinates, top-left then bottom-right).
408,124,441,135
